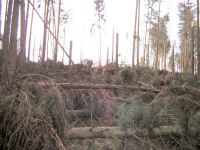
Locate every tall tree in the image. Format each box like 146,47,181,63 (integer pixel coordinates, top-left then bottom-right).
136,0,141,68
7,0,20,84
2,0,13,84
197,0,200,74
132,0,139,68
155,0,161,70
42,0,50,62
54,0,61,62
91,0,106,67
191,20,195,75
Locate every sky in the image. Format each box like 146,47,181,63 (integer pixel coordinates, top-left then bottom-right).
0,0,191,67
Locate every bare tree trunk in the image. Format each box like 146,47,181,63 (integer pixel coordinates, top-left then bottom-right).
54,0,61,62
7,0,20,84
147,3,153,68
69,41,73,70
0,0,2,38
164,39,166,71
132,0,138,69
155,0,161,70
106,47,109,66
191,20,194,75
143,7,149,67
28,0,35,62
99,30,102,66
42,0,50,63
62,23,66,63
197,0,200,74
172,42,175,74
112,28,114,64
136,0,140,68
2,0,13,84
116,33,119,69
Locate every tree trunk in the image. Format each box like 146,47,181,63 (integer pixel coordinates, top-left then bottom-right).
172,42,175,74
155,0,161,70
66,125,197,139
136,0,140,68
69,41,73,70
191,20,194,75
99,30,102,66
7,0,20,84
0,0,2,38
42,0,50,63
132,0,138,69
54,0,61,62
116,33,119,69
147,3,153,68
197,0,200,74
112,28,114,64
2,0,13,83
28,0,35,62
20,0,26,63
58,82,160,93
143,7,149,67
107,47,109,66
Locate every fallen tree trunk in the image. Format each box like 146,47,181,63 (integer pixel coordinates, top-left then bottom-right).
67,126,200,139
66,109,92,117
58,83,160,93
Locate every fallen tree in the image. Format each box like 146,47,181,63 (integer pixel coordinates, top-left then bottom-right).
58,83,160,93
66,125,200,139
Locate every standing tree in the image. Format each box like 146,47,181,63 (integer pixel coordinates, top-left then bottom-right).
136,0,141,68
91,0,106,67
197,0,200,74
132,0,139,68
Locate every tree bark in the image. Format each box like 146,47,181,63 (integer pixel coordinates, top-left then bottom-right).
7,0,20,84
155,0,161,70
54,0,61,62
28,0,35,62
58,82,160,93
171,42,175,74
136,0,140,68
132,0,138,69
112,28,114,64
197,0,200,74
66,125,199,139
116,33,119,69
191,20,194,75
42,0,50,63
2,0,13,84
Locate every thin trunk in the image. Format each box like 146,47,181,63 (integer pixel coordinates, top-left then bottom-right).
42,0,50,62
99,30,102,66
116,33,119,69
132,0,138,68
155,0,161,70
54,0,61,62
69,41,73,70
172,42,175,74
197,0,200,74
143,8,149,67
147,4,153,68
0,0,2,38
62,24,66,63
28,0,35,62
107,47,109,66
136,0,140,68
20,0,26,62
164,39,166,71
8,0,20,84
191,20,194,75
112,28,114,64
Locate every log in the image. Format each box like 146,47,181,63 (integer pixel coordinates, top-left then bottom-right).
66,109,92,117
67,126,200,139
58,83,160,93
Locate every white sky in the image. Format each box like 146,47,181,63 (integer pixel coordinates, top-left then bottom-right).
1,0,191,66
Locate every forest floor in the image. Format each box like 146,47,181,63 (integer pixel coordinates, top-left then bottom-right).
0,60,200,150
